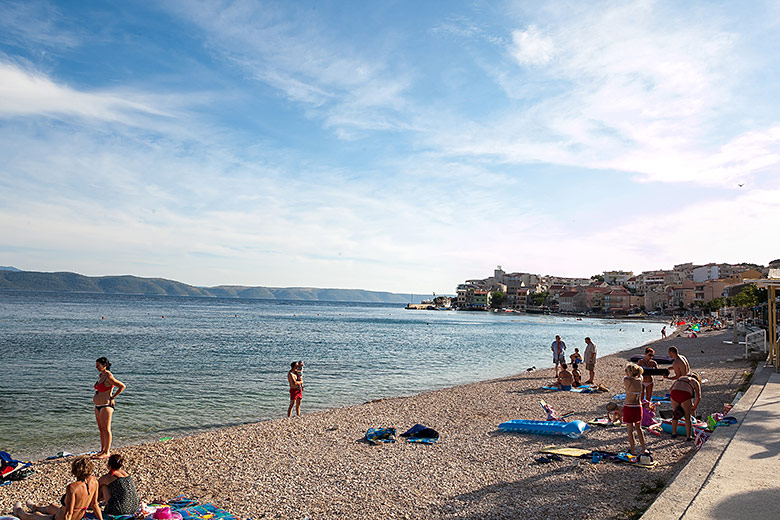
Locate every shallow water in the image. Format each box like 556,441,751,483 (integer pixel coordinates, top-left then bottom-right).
0,291,661,460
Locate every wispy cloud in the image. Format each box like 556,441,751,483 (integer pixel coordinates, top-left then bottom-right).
162,0,413,137
0,0,80,50
0,60,171,122
423,1,780,187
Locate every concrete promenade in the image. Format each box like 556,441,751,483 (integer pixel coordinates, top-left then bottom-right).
643,362,780,519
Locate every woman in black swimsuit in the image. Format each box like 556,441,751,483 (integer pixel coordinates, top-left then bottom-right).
98,454,140,516
94,357,126,459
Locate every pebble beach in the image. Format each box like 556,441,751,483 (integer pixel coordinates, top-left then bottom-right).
1,329,752,520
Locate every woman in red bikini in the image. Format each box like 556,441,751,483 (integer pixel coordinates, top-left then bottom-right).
669,373,701,441
13,456,103,520
94,357,126,459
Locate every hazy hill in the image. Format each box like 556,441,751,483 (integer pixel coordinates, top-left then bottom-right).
0,270,414,303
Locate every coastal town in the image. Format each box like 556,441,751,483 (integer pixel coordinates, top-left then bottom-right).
413,261,779,315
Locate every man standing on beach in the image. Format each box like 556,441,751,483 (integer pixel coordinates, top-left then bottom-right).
551,335,566,376
287,361,303,417
665,346,690,381
583,337,597,384
662,326,667,339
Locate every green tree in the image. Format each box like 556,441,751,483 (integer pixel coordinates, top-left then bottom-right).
591,274,604,282
490,291,507,309
531,291,549,306
732,285,762,308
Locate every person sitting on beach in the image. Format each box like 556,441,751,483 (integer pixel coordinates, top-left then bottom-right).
669,372,702,441
637,347,659,401
665,346,691,381
287,361,303,417
641,399,658,427
556,363,573,391
606,402,621,423
623,363,649,455
13,456,102,520
569,348,583,367
571,363,582,387
98,454,140,517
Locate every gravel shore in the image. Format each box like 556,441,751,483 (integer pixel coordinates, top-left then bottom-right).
1,329,752,519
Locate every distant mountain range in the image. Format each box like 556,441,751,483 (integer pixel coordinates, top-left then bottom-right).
0,268,419,303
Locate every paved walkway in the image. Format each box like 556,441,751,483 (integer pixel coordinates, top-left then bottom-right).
643,364,780,519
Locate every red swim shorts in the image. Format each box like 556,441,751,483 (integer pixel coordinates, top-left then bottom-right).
289,388,303,400
670,389,692,403
623,405,642,424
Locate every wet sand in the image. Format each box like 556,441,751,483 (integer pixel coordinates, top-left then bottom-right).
1,329,751,519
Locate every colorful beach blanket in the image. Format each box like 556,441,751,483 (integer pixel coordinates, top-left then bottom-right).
542,384,595,393
613,394,670,402
177,504,237,520
365,428,397,444
400,424,439,444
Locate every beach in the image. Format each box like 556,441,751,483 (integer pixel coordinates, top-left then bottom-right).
1,329,751,519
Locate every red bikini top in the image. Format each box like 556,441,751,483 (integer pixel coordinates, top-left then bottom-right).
94,381,112,392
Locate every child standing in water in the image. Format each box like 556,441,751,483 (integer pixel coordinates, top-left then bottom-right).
623,363,649,455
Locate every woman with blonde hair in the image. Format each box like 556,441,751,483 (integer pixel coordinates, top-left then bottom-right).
623,363,649,455
13,456,102,520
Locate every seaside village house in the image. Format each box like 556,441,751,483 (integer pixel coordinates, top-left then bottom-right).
454,263,769,315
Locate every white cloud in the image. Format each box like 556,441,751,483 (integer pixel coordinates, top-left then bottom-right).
509,26,555,66
0,60,170,122
422,1,780,188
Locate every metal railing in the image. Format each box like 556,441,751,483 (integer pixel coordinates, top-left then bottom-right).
745,329,766,358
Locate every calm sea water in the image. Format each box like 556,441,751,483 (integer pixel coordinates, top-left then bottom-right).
0,291,661,460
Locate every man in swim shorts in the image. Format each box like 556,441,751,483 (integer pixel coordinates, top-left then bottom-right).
551,335,566,376
287,361,303,417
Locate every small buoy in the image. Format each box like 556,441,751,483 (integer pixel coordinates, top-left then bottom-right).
101,316,105,320
162,315,165,318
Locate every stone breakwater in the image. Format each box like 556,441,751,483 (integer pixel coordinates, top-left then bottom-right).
1,330,749,520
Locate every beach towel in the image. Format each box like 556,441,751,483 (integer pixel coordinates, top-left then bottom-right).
0,451,32,482
542,384,594,393
613,394,670,403
400,424,439,444
365,428,396,445
694,428,712,450
177,504,237,520
587,417,621,427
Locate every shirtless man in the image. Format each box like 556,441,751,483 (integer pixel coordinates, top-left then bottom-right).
664,346,691,381
287,361,303,417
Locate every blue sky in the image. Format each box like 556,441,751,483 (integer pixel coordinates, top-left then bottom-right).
1,0,779,294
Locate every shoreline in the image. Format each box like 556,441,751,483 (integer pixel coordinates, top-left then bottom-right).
2,329,748,519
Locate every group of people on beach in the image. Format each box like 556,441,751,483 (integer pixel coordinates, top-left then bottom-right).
551,335,596,390
11,358,140,520
550,331,703,456
12,355,308,520
622,345,702,455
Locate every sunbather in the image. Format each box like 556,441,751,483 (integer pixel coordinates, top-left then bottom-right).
13,456,102,520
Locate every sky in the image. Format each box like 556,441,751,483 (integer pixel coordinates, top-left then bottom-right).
1,0,779,294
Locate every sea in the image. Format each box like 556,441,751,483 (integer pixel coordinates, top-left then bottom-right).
0,291,662,461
